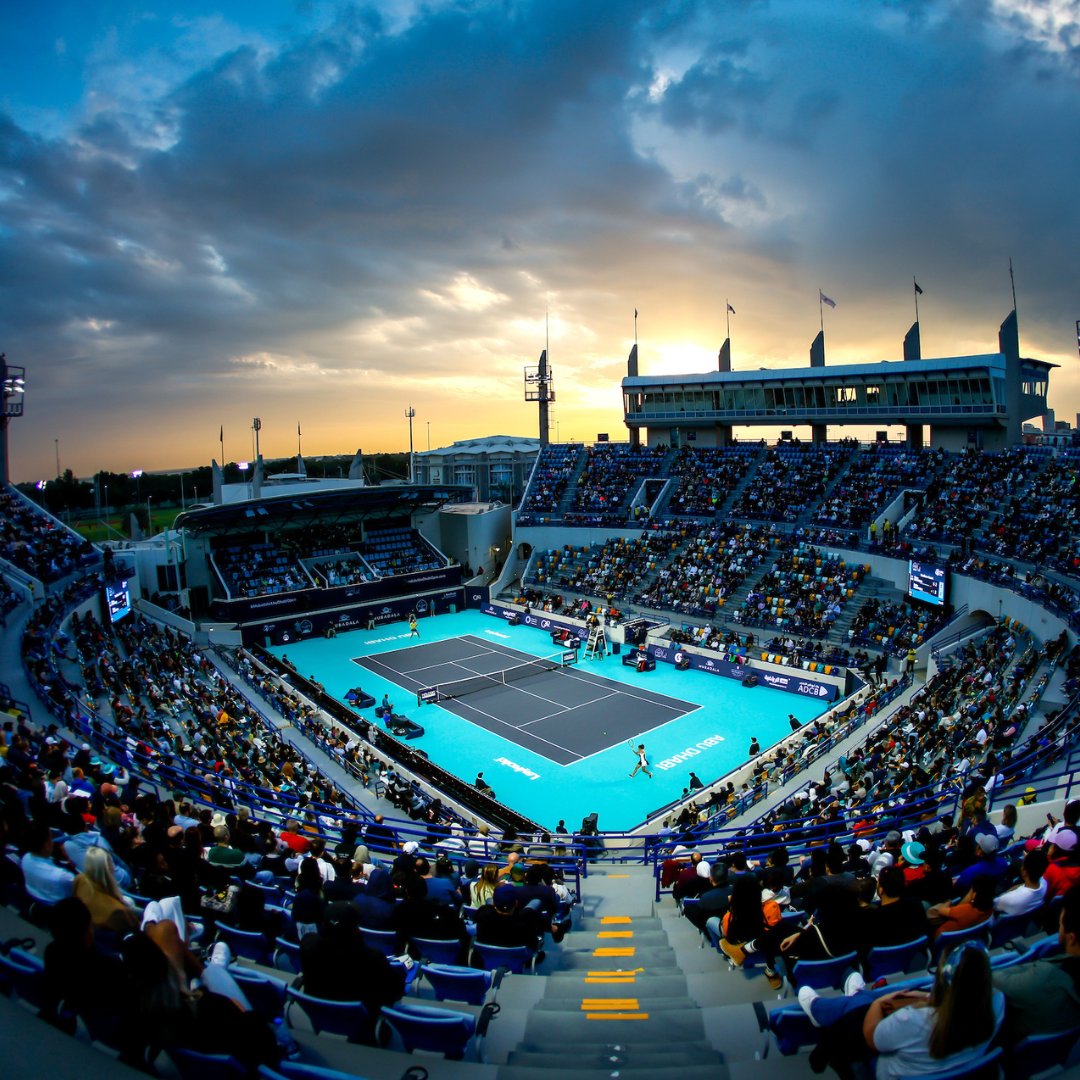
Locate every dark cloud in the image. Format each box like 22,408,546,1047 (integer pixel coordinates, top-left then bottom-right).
2,0,1078,478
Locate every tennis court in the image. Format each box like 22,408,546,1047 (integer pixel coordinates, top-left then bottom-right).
268,609,831,830
353,635,697,766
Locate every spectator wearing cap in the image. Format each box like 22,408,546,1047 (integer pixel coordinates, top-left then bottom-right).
994,849,1049,916
953,831,1010,896
392,839,421,879
1044,825,1080,901
898,840,929,887
474,883,546,954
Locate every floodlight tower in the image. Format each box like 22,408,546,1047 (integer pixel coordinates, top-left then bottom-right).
524,347,555,445
405,405,416,482
0,354,27,485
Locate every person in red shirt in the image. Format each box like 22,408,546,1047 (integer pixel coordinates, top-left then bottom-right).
1043,825,1080,901
278,819,310,856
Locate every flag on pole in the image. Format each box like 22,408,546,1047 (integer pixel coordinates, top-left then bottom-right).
913,279,923,295
297,421,302,437
634,308,638,318
219,425,223,442
727,303,736,314
819,291,836,309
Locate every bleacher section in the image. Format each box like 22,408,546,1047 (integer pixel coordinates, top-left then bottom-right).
8,439,1080,1078
0,485,97,583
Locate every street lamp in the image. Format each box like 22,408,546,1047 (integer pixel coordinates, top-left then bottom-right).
146,495,153,537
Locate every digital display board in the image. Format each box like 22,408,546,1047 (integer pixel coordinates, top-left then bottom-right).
105,580,131,623
908,561,947,607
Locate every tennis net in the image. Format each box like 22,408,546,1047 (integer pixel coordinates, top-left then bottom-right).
433,653,565,702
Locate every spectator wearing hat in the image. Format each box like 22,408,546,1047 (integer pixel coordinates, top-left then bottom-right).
474,883,546,954
953,831,1010,896
1043,825,1080,901
898,840,929,887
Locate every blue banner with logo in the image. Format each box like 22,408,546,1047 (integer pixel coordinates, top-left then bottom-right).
481,601,588,640
646,643,837,701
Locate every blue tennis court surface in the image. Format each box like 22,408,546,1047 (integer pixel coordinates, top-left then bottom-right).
268,610,830,831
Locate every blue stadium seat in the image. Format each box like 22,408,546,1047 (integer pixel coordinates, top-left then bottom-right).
470,942,537,974
166,1047,247,1080
378,1000,499,1061
285,986,373,1043
863,936,930,981
420,962,502,1005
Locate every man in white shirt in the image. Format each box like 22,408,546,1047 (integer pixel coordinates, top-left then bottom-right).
21,822,76,904
993,848,1047,916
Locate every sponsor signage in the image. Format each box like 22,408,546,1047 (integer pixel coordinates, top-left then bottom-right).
481,601,588,639
646,644,837,701
212,566,463,622
245,588,465,646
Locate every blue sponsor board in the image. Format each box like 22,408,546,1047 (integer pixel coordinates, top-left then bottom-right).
481,602,588,640
646,643,837,701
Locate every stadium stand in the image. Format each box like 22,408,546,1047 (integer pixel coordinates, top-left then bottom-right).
8,440,1080,1077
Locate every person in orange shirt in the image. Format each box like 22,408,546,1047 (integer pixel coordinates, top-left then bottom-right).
926,877,994,940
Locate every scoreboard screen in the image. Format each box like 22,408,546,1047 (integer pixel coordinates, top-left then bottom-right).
908,561,947,607
105,579,132,623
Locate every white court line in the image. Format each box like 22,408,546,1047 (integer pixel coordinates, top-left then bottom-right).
448,696,583,761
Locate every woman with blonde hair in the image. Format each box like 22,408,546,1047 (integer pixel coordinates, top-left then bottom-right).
470,864,500,907
74,845,139,934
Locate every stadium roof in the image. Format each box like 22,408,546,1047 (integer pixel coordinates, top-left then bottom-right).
623,353,1057,388
174,483,473,537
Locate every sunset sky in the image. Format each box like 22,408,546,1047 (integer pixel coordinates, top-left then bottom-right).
3,1,1079,482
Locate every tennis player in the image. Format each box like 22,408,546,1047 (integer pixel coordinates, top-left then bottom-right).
629,743,653,779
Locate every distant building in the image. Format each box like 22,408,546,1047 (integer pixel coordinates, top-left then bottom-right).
413,435,540,505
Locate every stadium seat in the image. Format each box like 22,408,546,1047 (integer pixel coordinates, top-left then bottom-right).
409,936,463,965
215,922,273,966
227,966,287,1022
903,1045,1002,1080
931,923,992,968
358,926,400,957
863,936,930,981
786,950,859,992
378,1000,499,1061
470,942,537,974
285,986,373,1043
1007,1027,1080,1079
988,910,1039,950
0,943,45,1009
420,962,502,1005
166,1047,247,1080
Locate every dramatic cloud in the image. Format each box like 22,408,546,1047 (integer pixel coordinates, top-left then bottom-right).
1,0,1078,479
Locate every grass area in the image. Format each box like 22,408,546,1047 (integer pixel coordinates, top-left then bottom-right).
72,508,178,542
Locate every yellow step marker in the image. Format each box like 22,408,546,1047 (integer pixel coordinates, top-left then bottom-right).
593,947,635,957
585,1012,650,1021
600,916,632,924
607,874,630,879
584,976,636,984
597,930,634,938
581,999,640,1010
587,968,643,977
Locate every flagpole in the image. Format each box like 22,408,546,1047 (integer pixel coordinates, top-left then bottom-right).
819,289,824,335
297,422,302,458
1009,257,1017,313
634,307,638,346
219,424,224,465
914,276,920,324
725,299,731,342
